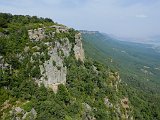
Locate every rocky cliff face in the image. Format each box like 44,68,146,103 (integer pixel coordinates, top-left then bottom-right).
74,33,85,62
28,26,85,92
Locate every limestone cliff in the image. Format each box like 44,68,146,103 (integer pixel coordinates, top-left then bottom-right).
28,26,85,92
74,33,85,62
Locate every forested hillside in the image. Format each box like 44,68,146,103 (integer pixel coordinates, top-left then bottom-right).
82,31,160,93
0,13,160,120
82,31,160,119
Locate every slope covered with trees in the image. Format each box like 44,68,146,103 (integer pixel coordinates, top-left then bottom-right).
82,31,160,119
0,13,160,120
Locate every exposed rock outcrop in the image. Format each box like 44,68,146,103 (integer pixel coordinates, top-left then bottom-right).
82,103,96,120
121,98,129,110
104,97,113,108
38,39,71,92
120,98,133,120
1,100,11,112
28,26,84,92
10,107,37,120
74,33,85,62
50,25,69,33
28,28,46,41
109,71,121,91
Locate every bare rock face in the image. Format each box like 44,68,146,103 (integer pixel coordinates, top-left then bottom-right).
50,25,69,33
28,28,46,41
28,27,71,92
82,103,96,120
109,71,121,91
74,33,85,62
10,107,37,120
38,39,72,92
28,26,84,92
121,98,129,109
22,108,37,120
1,100,11,112
104,97,113,108
120,98,133,120
39,57,67,93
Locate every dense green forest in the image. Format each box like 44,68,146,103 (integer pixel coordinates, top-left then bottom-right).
82,31,160,119
0,13,160,120
82,31,160,93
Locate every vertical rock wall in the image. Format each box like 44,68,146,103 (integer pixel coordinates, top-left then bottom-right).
74,33,85,62
28,26,84,92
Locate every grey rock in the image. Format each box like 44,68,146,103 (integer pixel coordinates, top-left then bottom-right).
104,97,113,108
92,65,98,74
28,26,85,92
15,107,24,114
22,108,37,120
24,46,30,53
83,103,92,112
74,33,85,62
50,25,69,33
39,46,67,92
10,107,37,120
30,108,37,118
28,28,45,41
38,39,72,92
82,103,96,120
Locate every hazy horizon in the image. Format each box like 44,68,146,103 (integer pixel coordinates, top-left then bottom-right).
0,0,160,41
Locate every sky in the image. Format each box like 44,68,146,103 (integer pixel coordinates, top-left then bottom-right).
0,0,160,40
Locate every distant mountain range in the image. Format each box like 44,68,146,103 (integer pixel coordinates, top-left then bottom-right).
101,32,160,52
104,33,160,45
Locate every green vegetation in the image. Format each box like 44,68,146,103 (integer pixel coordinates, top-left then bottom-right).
0,13,160,120
82,31,160,120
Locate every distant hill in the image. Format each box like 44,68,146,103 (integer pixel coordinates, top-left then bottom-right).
117,35,160,52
